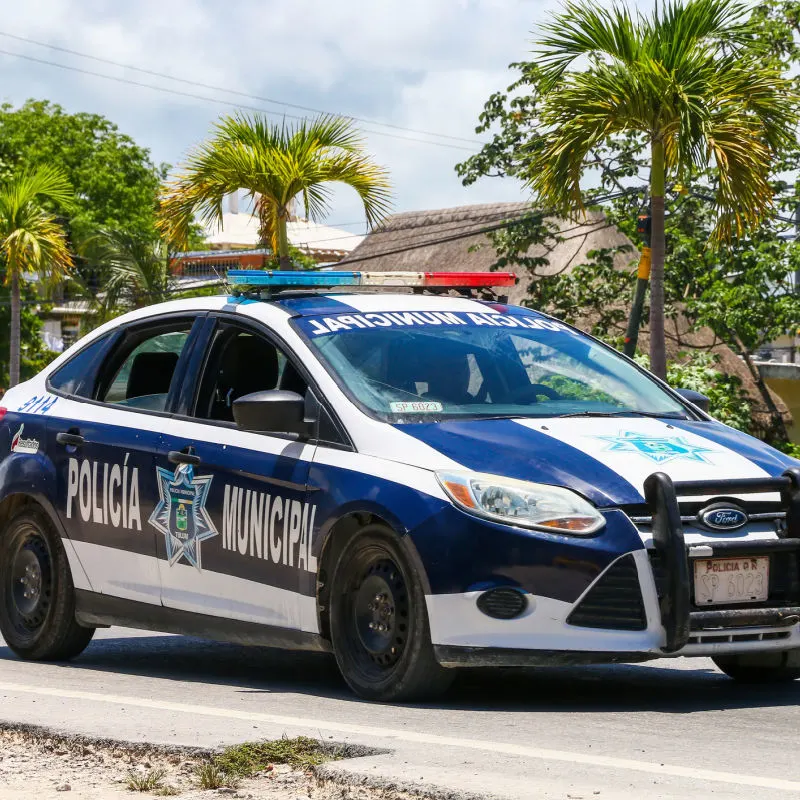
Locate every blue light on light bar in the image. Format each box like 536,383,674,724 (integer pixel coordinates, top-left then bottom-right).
228,269,361,288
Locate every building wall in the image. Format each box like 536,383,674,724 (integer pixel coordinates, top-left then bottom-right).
765,377,800,445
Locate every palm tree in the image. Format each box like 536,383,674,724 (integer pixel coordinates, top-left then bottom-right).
527,0,797,379
0,166,73,387
158,114,392,269
73,230,176,324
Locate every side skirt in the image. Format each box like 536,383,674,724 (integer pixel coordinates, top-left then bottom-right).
74,590,332,653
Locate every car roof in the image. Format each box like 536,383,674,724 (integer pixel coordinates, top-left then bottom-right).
269,292,514,317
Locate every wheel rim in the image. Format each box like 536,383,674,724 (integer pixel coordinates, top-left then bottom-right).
343,548,410,678
5,525,53,634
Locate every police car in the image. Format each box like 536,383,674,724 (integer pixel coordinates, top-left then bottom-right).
1,269,799,701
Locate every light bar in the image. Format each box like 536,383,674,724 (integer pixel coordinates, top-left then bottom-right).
227,269,516,291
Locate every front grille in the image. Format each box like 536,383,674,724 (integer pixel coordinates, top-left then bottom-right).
648,549,800,611
567,554,647,631
689,630,791,645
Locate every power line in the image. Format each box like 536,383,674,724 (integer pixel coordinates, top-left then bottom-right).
0,31,487,147
0,46,482,153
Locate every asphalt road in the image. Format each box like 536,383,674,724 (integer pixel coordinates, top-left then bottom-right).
1,628,799,800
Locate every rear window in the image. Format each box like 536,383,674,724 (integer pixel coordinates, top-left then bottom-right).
47,335,110,398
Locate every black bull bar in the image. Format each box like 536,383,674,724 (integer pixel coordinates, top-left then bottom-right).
644,467,800,652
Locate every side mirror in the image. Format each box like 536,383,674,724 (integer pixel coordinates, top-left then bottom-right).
674,388,710,414
232,390,313,436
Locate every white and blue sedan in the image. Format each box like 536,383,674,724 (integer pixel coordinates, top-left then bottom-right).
0,269,798,701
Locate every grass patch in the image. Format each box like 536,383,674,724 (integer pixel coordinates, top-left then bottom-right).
213,736,339,777
154,786,180,797
126,768,167,792
195,762,238,790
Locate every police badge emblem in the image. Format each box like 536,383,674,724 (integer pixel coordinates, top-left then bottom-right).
148,463,217,570
595,430,715,465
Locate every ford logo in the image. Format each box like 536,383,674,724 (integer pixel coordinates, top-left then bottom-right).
699,506,748,531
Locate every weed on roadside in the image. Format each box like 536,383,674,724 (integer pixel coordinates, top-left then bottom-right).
126,768,167,792
195,762,239,790
154,786,180,797
213,735,339,777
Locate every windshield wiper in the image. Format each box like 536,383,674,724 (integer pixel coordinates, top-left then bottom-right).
555,410,688,420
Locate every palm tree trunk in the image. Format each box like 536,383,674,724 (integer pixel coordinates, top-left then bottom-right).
9,266,21,387
649,138,667,381
277,212,292,271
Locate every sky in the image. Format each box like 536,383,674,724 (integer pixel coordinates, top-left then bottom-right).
0,0,571,239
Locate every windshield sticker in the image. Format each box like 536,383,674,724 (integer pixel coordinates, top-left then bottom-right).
389,401,444,414
298,311,570,337
11,424,39,454
595,431,716,464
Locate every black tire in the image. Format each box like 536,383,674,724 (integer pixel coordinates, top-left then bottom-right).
713,650,800,684
0,505,94,660
328,524,454,702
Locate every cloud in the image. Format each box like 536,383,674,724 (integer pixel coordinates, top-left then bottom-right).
0,0,574,228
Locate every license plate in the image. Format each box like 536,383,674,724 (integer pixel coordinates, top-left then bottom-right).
693,556,769,606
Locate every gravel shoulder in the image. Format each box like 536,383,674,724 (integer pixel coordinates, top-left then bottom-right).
0,726,413,800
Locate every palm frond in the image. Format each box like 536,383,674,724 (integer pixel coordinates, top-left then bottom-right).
158,113,392,251
527,0,798,241
0,167,74,285
534,1,641,90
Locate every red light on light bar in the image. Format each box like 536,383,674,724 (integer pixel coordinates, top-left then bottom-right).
423,272,516,288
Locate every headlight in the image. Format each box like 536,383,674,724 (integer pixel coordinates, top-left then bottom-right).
436,470,605,535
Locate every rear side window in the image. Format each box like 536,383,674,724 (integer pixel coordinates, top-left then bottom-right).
48,335,110,398
97,325,194,412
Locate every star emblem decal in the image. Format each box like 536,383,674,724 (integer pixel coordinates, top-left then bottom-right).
148,463,217,570
595,430,716,464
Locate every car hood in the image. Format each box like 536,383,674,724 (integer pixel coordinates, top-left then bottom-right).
388,416,797,507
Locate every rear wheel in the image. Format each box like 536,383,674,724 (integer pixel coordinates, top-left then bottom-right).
0,506,94,660
713,650,800,683
328,524,453,701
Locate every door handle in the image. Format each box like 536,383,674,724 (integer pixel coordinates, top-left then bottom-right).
56,431,85,447
168,449,201,467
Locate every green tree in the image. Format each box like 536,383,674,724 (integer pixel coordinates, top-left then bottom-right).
522,0,797,379
0,166,73,386
73,229,175,324
0,100,165,243
158,113,392,269
0,284,58,388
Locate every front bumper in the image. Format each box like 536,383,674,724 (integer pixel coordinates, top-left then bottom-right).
644,468,800,653
430,467,800,667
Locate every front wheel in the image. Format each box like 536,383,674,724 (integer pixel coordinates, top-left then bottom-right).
0,506,95,660
328,525,454,702
713,650,800,683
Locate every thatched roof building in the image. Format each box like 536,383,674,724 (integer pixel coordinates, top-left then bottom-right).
341,202,631,306
343,201,791,434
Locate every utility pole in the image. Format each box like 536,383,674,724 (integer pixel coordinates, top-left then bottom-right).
623,211,652,358
795,202,800,364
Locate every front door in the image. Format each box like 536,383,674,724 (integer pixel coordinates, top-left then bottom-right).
153,320,319,635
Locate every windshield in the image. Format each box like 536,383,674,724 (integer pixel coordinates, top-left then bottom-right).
294,308,689,423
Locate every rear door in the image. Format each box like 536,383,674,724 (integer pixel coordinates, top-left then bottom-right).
49,315,204,607
153,316,320,634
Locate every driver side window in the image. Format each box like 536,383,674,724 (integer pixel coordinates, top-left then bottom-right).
193,324,307,423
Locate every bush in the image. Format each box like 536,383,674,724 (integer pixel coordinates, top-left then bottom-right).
636,351,752,432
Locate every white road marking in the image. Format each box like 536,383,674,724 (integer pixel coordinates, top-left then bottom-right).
0,681,797,792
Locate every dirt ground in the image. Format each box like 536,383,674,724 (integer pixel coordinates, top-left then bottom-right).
0,727,410,800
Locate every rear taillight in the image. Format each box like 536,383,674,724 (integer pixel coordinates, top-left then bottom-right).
0,408,7,422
